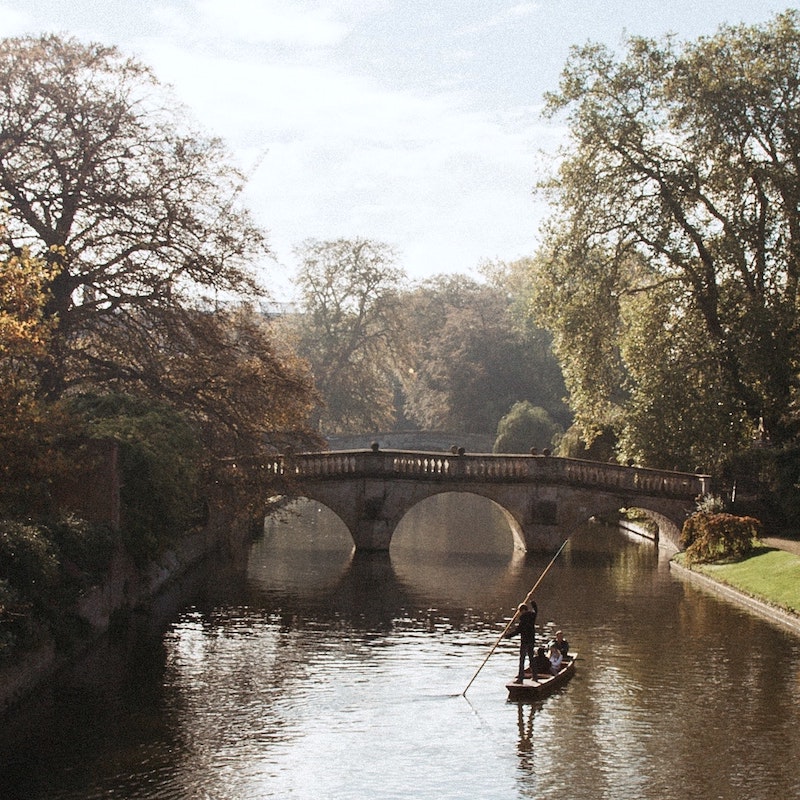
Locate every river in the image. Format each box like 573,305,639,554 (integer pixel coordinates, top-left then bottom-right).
1,495,799,800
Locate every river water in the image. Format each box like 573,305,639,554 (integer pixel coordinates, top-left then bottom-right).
1,495,800,800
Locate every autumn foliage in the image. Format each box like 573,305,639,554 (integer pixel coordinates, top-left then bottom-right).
0,35,321,524
0,36,321,662
0,233,75,514
680,512,763,565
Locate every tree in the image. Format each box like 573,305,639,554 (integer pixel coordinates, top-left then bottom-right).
0,35,266,398
493,401,561,454
556,423,617,462
69,393,204,561
0,36,320,520
402,275,569,435
531,12,800,470
78,302,321,513
0,234,53,365
0,219,73,515
288,237,407,434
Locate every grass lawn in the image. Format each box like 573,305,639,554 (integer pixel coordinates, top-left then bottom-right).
682,546,800,615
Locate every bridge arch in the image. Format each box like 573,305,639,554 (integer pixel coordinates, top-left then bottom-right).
271,449,708,553
290,483,533,553
617,505,684,553
389,491,528,553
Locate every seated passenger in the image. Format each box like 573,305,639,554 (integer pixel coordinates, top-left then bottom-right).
548,644,563,675
533,646,551,676
549,630,569,658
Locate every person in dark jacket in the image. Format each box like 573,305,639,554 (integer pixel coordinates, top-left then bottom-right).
505,601,538,683
533,646,551,676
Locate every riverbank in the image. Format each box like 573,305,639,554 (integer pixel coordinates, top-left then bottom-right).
669,536,800,636
0,508,257,717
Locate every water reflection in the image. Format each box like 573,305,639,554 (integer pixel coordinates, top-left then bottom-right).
2,496,800,800
262,493,549,619
259,496,544,626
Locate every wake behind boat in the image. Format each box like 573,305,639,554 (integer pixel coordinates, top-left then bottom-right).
505,652,577,700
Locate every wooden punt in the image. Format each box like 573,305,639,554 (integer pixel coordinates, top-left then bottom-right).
505,652,577,701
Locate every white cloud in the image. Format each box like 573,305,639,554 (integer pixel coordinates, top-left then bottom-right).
153,0,351,47
8,0,788,295
130,5,557,290
0,0,562,291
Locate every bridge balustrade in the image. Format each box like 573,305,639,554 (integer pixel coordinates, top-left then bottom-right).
275,449,709,499
394,454,451,476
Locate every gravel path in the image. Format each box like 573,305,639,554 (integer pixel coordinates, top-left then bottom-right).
763,536,800,556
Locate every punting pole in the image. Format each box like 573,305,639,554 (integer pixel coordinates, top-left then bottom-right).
461,533,574,697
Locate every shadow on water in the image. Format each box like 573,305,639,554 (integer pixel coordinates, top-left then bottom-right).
0,551,245,800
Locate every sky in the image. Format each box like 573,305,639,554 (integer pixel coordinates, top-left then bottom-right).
2,1,799,299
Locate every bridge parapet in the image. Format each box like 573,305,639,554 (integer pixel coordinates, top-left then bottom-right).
261,448,711,552
274,449,710,500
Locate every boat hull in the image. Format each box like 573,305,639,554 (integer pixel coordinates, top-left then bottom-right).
505,653,577,701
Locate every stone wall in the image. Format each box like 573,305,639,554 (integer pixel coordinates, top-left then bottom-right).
0,506,253,717
50,438,121,529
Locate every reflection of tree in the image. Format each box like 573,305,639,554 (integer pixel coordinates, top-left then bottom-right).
328,552,413,630
392,492,514,554
391,546,532,611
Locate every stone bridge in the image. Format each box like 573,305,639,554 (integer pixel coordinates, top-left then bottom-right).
268,447,711,553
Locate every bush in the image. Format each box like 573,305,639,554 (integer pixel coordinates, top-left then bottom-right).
494,402,561,454
49,513,116,589
680,512,763,565
695,493,726,514
0,520,60,599
0,521,61,660
0,514,117,661
0,578,24,661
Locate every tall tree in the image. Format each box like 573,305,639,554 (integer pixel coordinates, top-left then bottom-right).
83,302,320,462
0,34,265,397
402,275,569,435
531,12,800,470
69,303,321,524
288,237,407,434
0,36,319,515
493,401,561,454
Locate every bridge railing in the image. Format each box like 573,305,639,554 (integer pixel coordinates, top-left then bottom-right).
269,449,710,499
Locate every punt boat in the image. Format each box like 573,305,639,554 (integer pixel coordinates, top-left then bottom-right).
505,652,577,700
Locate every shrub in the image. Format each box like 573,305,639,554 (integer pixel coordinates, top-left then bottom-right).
0,578,23,661
0,521,60,659
0,515,117,661
0,520,60,599
695,494,726,514
494,402,561,454
49,513,116,589
680,512,763,565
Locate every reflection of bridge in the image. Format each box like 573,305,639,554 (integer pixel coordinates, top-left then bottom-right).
270,448,710,553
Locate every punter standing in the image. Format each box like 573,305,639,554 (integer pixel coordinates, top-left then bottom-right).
505,601,538,683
